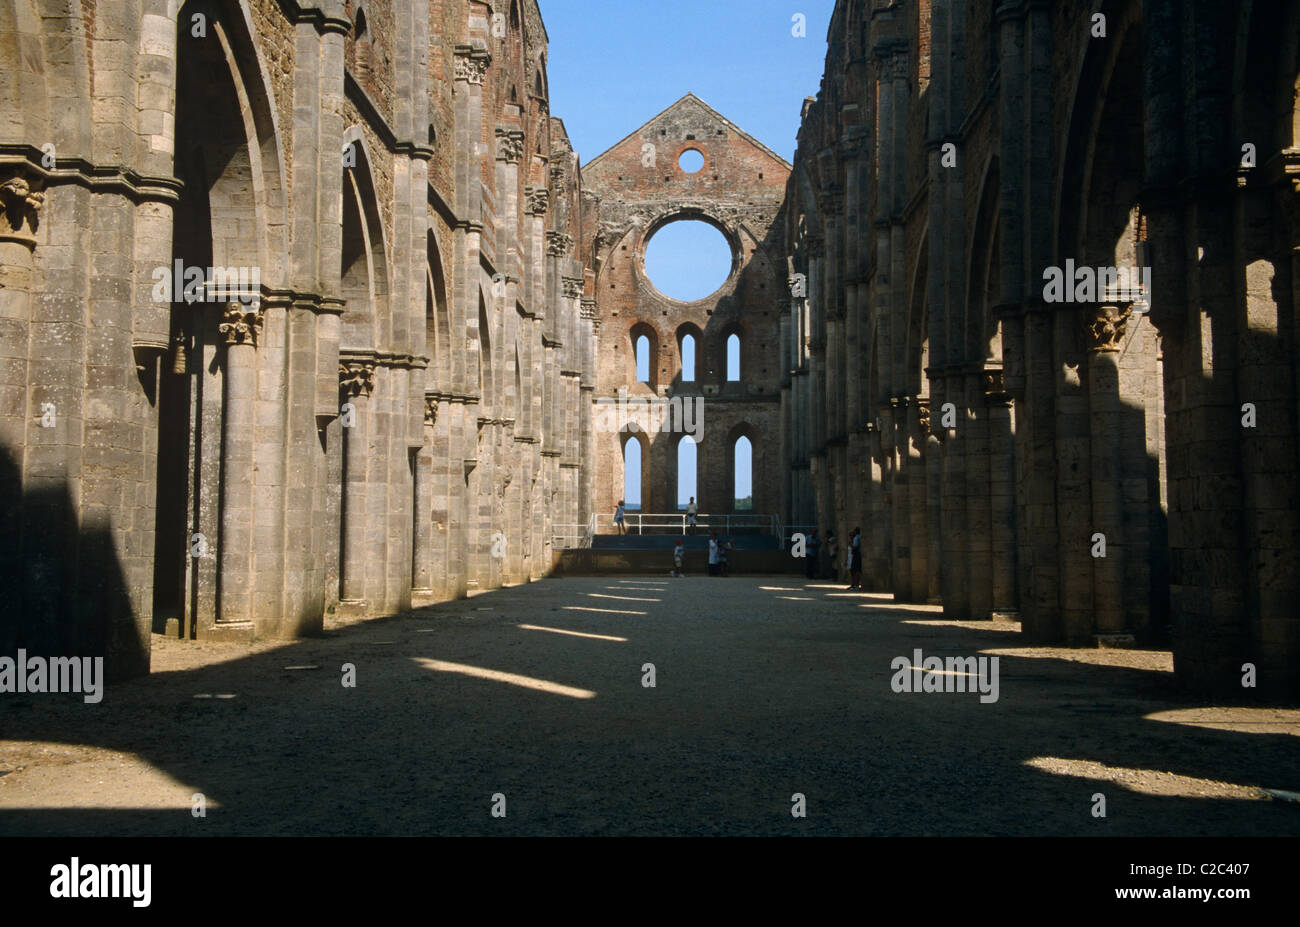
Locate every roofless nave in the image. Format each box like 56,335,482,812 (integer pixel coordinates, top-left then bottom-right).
2,0,1298,699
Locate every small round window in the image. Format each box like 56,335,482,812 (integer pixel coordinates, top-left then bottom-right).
678,148,704,173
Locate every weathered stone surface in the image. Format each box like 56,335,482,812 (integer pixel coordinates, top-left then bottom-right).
787,0,1300,698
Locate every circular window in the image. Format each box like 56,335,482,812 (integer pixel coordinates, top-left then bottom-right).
677,148,704,173
643,219,733,302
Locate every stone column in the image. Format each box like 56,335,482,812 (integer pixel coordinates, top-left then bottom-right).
966,368,993,619
939,370,969,619
1086,304,1130,635
889,397,912,599
338,360,374,608
985,374,1018,618
1020,304,1060,640
925,427,943,604
866,422,889,588
412,396,436,597
217,302,262,626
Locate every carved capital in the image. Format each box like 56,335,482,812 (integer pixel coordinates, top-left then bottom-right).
804,233,825,259
546,230,573,257
218,302,263,346
495,128,525,163
1084,304,1131,352
981,368,1005,395
525,186,549,216
453,45,491,84
580,297,599,320
0,172,45,246
424,396,438,426
339,361,376,397
916,400,931,432
874,43,910,82
561,275,585,299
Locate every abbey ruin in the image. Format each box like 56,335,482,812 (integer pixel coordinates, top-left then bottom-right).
2,0,1298,701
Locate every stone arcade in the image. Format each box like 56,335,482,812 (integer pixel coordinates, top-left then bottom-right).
785,0,1300,697
1,0,1298,699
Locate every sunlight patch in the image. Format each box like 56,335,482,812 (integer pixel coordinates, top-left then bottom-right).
1024,756,1262,800
518,624,628,642
1145,707,1300,737
412,658,596,699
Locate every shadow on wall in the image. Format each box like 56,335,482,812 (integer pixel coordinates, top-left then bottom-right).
0,445,147,683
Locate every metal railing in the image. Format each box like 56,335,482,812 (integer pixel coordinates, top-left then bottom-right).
551,523,593,549
596,512,779,537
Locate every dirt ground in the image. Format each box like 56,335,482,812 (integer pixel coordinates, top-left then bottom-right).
2,576,1298,835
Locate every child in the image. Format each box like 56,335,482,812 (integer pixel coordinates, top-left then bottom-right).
614,499,626,534
672,538,685,577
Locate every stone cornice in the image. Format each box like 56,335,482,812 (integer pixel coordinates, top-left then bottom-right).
339,347,429,369
274,0,353,35
0,146,182,205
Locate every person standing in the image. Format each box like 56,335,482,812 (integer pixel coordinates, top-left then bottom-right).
825,530,839,582
614,499,626,535
672,537,685,577
720,537,732,576
805,528,820,580
686,497,698,535
849,527,863,590
707,532,720,577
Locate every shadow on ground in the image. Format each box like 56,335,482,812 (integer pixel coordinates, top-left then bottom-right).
1,576,1298,836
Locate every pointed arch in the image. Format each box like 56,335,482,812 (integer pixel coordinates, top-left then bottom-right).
176,0,289,283
726,422,757,513
426,227,450,392
620,428,646,512
905,230,930,399
478,288,493,411
966,158,1002,365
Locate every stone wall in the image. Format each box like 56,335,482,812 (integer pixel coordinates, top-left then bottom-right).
581,94,789,524
0,0,593,679
788,0,1300,699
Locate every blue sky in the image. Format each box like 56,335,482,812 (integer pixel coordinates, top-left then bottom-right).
539,0,830,513
541,0,832,166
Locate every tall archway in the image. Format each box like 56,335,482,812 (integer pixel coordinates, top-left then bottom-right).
622,431,645,513
155,0,288,634
732,435,752,511
676,434,698,510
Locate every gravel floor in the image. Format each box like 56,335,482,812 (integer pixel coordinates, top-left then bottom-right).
2,576,1298,836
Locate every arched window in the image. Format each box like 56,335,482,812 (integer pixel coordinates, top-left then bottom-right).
635,334,650,383
726,332,741,382
680,333,696,382
677,436,697,509
733,436,753,511
623,436,642,511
